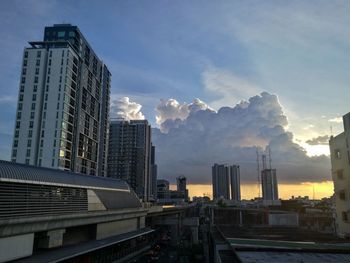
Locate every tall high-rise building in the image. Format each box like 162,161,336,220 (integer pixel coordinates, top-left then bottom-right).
212,164,230,200
329,112,350,237
151,144,158,201
11,24,111,176
107,119,151,201
261,154,279,205
212,163,241,201
230,165,241,201
176,175,189,201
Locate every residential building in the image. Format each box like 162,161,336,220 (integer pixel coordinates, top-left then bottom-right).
151,144,158,201
107,119,151,201
11,24,111,176
329,112,350,237
212,164,230,200
177,175,189,201
230,165,241,201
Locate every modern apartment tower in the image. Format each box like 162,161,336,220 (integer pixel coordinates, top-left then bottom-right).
230,165,241,201
151,144,158,201
260,154,279,205
329,112,350,237
11,24,111,176
176,175,189,201
107,119,151,201
212,164,231,200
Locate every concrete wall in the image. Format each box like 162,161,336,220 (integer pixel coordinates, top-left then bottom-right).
0,233,34,262
96,218,139,240
269,213,299,226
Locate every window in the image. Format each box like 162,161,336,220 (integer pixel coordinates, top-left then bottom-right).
20,85,24,92
26,149,31,157
22,68,26,75
24,51,28,58
34,76,38,83
48,59,51,66
41,130,45,138
28,130,32,138
335,149,341,159
19,94,23,101
49,50,52,57
25,159,29,165
339,190,346,200
47,76,50,83
29,121,33,128
21,77,25,84
23,60,27,66
58,31,65,37
16,112,21,120
32,94,36,101
48,68,51,74
12,149,17,158
38,159,42,166
30,112,35,119
27,140,32,147
337,170,344,179
16,121,20,129
342,211,348,222
35,68,39,75
33,85,37,92
14,130,19,138
52,159,55,167
18,103,22,110
37,50,41,58
13,140,18,147
31,103,36,110
40,140,43,147
36,59,40,66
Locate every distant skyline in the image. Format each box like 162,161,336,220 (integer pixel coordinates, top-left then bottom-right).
0,1,349,192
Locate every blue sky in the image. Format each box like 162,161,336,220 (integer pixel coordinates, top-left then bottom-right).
0,0,349,160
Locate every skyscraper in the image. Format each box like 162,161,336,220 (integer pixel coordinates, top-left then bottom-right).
11,24,111,176
212,164,230,200
176,175,189,201
261,154,279,205
151,144,158,201
329,112,350,237
230,165,241,201
107,119,151,201
212,163,241,201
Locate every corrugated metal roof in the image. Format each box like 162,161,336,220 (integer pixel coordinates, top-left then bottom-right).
0,160,130,191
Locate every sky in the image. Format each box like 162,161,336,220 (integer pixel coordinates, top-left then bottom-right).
0,1,349,194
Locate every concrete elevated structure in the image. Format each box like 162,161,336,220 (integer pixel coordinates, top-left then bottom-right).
0,160,147,262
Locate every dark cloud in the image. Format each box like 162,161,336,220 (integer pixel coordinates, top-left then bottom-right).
306,135,330,145
152,92,331,184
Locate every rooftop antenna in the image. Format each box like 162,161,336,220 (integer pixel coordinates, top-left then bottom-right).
268,146,272,170
256,148,261,198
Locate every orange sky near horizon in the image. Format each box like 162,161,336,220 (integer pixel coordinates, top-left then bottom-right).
170,181,334,200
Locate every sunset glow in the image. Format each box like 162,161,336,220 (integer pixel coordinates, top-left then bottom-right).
171,181,334,200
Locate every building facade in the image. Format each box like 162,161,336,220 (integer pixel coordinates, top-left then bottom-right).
230,165,241,201
212,164,231,200
11,24,111,176
329,112,350,237
261,169,278,200
107,120,151,201
151,144,158,201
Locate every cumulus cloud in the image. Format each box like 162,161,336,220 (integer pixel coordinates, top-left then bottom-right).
329,117,342,123
152,92,330,184
202,66,261,109
155,98,214,133
110,97,145,120
306,135,330,145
